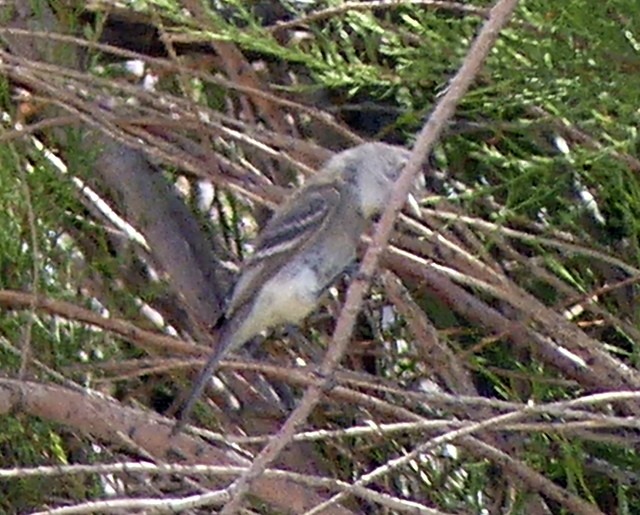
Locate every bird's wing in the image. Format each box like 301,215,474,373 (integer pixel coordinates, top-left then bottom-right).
225,181,342,319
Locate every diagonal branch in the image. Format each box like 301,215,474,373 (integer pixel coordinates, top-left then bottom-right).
217,0,520,513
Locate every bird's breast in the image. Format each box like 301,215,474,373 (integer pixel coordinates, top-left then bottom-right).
234,265,320,345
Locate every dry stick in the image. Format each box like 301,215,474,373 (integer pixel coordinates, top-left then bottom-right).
382,270,476,395
12,146,39,379
305,393,619,515
0,290,204,358
214,1,520,513
0,28,362,145
268,0,489,33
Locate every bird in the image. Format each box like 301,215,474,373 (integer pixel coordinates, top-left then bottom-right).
173,142,411,433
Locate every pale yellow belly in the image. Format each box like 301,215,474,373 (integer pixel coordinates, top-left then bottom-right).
231,266,319,347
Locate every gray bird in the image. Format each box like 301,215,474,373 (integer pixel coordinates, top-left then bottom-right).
174,142,411,432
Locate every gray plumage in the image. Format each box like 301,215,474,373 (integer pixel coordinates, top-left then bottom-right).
174,142,410,432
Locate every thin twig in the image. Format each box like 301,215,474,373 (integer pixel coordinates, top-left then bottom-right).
217,1,520,513
268,0,489,33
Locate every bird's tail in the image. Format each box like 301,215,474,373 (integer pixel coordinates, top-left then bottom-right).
171,323,236,435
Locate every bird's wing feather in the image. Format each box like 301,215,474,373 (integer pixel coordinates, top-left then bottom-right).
225,182,342,318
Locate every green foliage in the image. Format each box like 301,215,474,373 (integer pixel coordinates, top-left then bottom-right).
0,418,100,513
2,0,640,512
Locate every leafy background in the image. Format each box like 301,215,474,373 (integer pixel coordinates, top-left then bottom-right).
1,0,640,513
